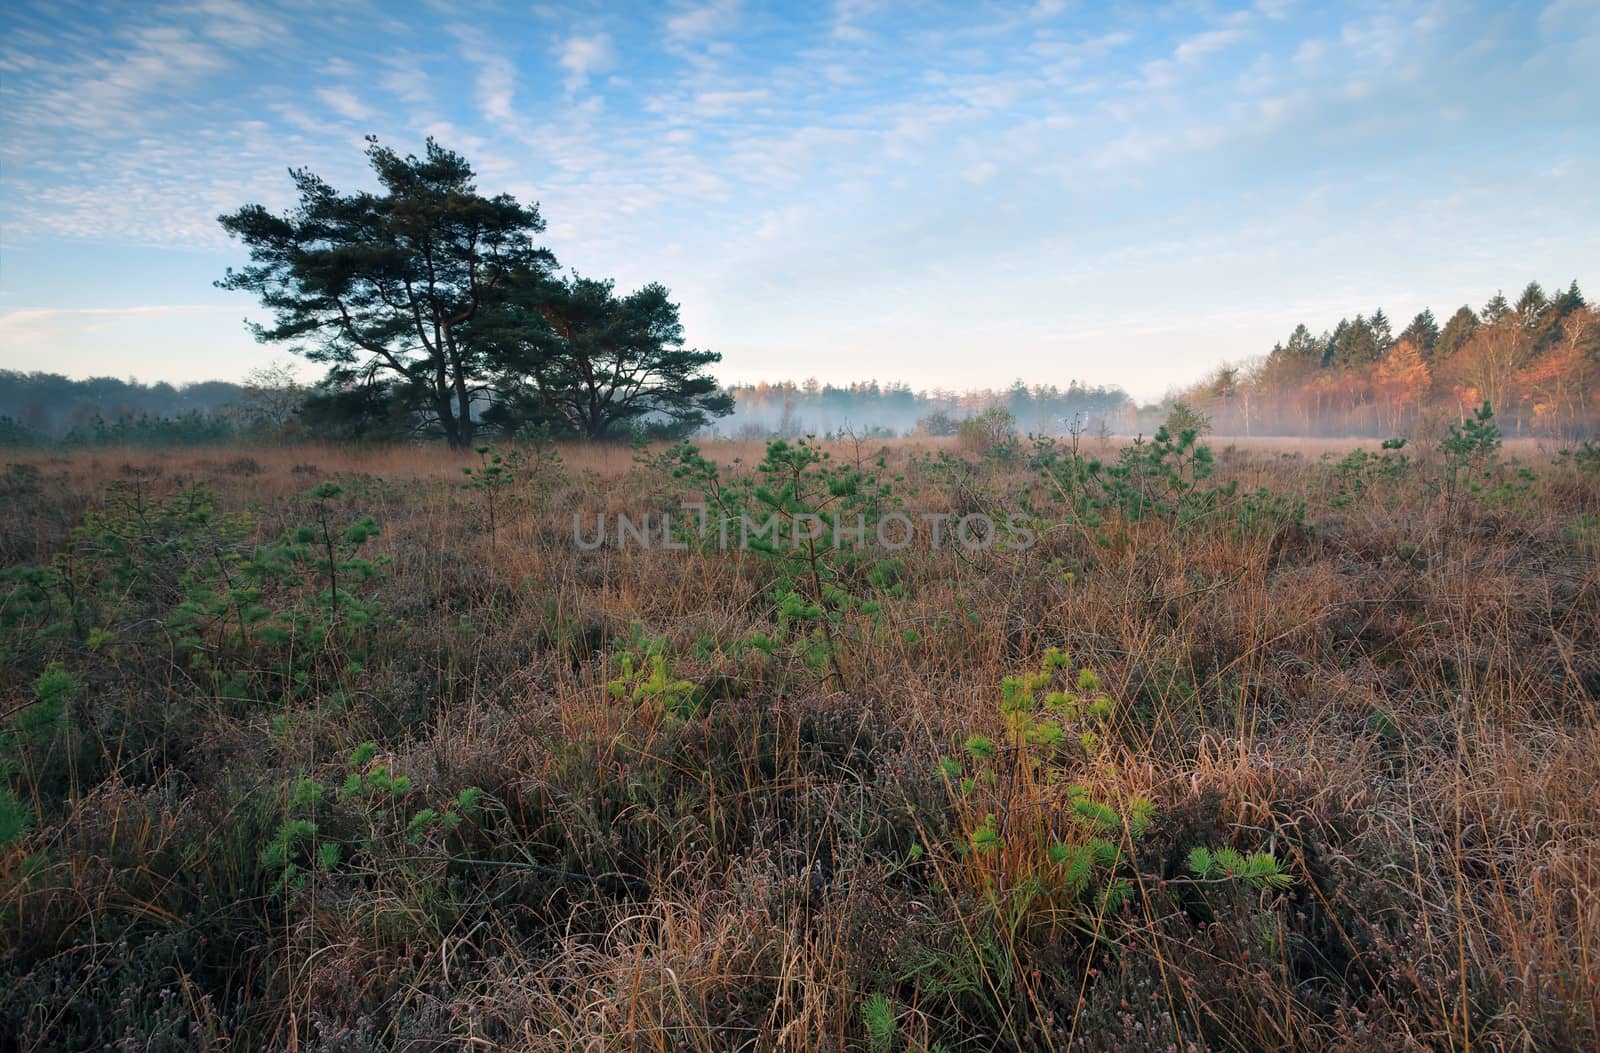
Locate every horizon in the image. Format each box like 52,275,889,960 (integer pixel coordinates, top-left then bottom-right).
2,274,1590,408
3,1,1598,402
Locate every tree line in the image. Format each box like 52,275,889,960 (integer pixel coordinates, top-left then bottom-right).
0,369,1135,447
1176,281,1600,436
0,372,243,445
718,379,1132,438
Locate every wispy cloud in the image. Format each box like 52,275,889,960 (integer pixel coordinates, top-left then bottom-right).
381,56,433,106
558,34,615,93
315,87,373,122
9,24,224,138
185,0,286,48
1174,27,1246,63
666,1,740,41
476,55,517,123
1,304,242,330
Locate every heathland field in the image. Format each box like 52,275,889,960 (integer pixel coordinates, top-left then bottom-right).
2,424,1598,1051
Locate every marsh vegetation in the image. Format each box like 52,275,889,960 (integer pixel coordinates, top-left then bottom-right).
2,421,1598,1051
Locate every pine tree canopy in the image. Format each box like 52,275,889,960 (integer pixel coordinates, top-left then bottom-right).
218,138,732,444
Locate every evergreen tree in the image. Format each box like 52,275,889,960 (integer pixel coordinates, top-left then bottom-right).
1400,309,1439,353
1329,314,1382,369
1434,305,1479,363
1258,325,1322,397
1515,281,1548,329
1535,280,1587,351
1283,323,1321,360
1370,308,1395,354
1482,291,1512,324
1552,280,1586,314
1323,319,1348,367
217,138,558,448
508,276,733,439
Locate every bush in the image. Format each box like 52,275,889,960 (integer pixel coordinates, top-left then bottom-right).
917,409,959,436
1162,399,1213,436
955,406,1016,454
0,417,44,448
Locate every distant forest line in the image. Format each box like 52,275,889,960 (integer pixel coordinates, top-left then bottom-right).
3,278,1596,447
0,371,1134,447
1175,279,1599,438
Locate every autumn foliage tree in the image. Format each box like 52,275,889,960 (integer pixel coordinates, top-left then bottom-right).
1520,307,1600,433
1374,339,1431,432
1445,315,1531,424
1181,280,1596,436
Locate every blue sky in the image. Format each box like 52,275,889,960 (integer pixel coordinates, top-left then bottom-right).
1,0,1596,400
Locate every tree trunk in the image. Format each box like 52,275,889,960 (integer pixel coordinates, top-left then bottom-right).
454,366,474,449
437,396,465,448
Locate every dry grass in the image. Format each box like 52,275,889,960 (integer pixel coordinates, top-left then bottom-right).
0,433,1597,1051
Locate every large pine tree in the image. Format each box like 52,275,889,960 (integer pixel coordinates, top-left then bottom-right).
506,276,734,439
218,138,557,448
